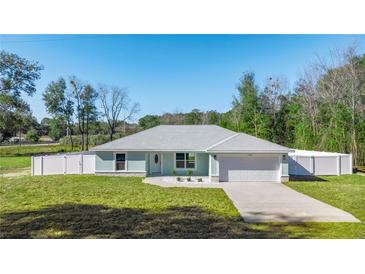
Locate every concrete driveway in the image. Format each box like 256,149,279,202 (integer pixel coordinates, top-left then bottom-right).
222,182,360,223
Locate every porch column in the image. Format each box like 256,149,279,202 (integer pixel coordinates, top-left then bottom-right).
209,154,219,183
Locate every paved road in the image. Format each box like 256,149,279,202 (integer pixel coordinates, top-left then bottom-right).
222,182,360,223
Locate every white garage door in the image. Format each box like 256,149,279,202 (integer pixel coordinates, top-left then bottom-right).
219,155,280,182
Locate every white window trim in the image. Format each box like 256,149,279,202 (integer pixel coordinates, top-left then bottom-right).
174,152,197,171
113,152,128,172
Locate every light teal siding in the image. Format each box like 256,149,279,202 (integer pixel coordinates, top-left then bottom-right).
161,152,174,175
282,154,289,176
127,151,146,171
95,151,146,172
95,151,114,171
161,152,209,176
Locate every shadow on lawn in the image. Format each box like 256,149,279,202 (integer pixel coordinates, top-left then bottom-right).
290,175,327,182
0,204,311,239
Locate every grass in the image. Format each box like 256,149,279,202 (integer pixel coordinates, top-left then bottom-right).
0,144,79,156
0,175,364,239
285,175,365,224
0,144,79,174
0,156,31,174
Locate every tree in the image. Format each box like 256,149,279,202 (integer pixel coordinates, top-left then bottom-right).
231,72,270,138
43,78,75,148
99,85,140,141
40,117,51,136
0,51,43,142
82,84,97,150
292,46,365,165
70,76,86,150
48,117,64,141
185,109,203,124
139,115,160,129
261,76,289,143
25,129,40,142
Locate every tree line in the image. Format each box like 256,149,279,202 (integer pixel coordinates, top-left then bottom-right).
138,46,365,165
0,50,140,150
1,46,364,165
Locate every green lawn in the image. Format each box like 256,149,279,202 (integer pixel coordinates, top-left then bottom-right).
0,156,31,174
0,144,79,156
286,175,365,223
0,144,80,174
0,175,364,238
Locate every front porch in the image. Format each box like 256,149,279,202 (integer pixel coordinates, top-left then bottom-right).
146,151,211,177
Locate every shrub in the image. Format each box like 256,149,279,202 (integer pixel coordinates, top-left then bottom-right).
187,177,191,182
172,169,176,176
187,170,193,177
25,129,40,142
198,178,203,182
177,177,181,182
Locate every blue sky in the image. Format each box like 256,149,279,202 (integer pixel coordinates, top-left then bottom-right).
1,34,364,122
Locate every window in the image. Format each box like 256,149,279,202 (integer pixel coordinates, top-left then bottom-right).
154,154,159,164
115,153,126,171
175,153,196,169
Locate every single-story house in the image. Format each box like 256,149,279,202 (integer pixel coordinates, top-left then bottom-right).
90,125,293,182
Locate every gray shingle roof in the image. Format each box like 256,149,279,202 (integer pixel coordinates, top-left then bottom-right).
91,125,293,153
207,133,293,153
91,125,236,151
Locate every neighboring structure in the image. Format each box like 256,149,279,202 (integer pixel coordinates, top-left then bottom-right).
90,125,293,182
31,125,353,181
288,150,352,176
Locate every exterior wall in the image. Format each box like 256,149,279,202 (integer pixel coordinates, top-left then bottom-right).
95,151,114,171
127,151,146,171
161,152,209,176
95,151,146,173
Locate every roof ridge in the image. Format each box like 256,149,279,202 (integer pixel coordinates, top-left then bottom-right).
205,133,239,151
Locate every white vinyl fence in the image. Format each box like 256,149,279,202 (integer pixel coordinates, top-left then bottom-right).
32,154,95,176
288,150,352,176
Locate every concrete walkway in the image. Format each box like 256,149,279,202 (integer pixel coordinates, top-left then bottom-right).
222,182,360,223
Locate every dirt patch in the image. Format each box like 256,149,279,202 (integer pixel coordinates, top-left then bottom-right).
1,167,30,177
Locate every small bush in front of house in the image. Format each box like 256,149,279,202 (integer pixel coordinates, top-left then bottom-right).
177,177,181,182
198,178,203,182
172,169,176,177
187,170,193,182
